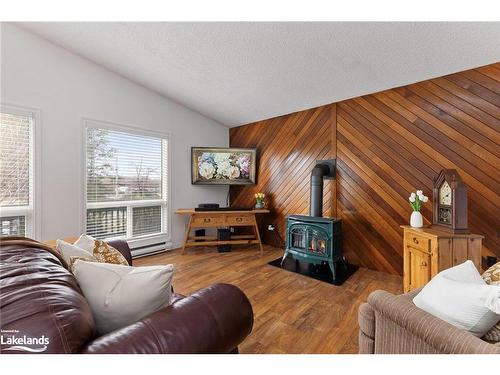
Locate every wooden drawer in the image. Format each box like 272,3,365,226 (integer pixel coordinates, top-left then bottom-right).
192,215,225,227
406,232,431,253
225,215,254,226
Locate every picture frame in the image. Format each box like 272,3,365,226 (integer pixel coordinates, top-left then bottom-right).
191,147,257,185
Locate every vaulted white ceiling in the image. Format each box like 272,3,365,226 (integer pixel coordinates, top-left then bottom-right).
18,22,500,126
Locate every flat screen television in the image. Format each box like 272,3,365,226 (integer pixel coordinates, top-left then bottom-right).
191,147,257,185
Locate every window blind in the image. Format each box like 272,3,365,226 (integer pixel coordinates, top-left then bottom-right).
1,216,26,236
86,207,127,239
0,112,32,207
86,128,164,203
132,205,162,237
0,109,33,237
85,125,168,240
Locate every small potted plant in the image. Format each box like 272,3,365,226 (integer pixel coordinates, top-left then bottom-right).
408,190,428,228
254,193,265,209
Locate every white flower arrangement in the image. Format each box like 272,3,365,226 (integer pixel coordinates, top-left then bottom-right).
408,189,428,212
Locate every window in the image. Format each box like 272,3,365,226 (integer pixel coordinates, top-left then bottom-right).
85,122,168,242
0,106,36,237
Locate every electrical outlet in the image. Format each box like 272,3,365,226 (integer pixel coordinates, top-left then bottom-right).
268,224,275,231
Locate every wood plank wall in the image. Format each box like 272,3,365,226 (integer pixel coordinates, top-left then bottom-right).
229,104,336,247
230,63,500,275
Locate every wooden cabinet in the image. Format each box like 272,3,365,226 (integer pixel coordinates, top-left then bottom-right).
402,226,483,292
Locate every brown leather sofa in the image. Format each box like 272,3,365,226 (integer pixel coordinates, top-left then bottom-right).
0,237,254,354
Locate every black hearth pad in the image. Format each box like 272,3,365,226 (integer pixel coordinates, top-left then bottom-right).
268,257,358,286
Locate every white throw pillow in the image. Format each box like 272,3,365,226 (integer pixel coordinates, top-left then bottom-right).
56,239,94,264
413,260,500,337
74,234,97,253
73,260,174,334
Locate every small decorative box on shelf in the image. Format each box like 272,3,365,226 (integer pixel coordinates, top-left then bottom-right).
401,225,483,292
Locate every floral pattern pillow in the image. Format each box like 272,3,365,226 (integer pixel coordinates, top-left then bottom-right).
482,262,500,344
92,240,128,266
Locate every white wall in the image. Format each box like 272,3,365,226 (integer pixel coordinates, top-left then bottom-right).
1,23,229,248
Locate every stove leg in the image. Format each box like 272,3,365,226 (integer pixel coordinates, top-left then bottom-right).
341,258,348,271
280,252,289,267
328,260,336,281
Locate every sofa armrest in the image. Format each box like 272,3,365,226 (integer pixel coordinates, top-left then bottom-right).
367,290,500,354
81,283,254,354
107,239,133,266
358,302,376,353
358,289,424,353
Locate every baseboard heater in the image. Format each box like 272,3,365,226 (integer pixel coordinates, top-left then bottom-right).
131,242,172,259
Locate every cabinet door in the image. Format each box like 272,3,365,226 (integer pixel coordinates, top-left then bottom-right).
467,237,482,271
438,238,452,271
452,238,468,266
409,247,432,290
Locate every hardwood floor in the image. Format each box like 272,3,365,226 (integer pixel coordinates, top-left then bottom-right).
134,245,402,354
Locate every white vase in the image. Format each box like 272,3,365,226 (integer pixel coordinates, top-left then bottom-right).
410,211,423,228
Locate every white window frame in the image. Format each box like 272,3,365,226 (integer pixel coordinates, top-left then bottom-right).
0,104,41,239
82,119,171,250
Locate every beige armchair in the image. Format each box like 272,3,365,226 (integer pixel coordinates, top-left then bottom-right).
358,289,500,354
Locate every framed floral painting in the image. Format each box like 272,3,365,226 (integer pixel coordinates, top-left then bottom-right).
191,147,257,185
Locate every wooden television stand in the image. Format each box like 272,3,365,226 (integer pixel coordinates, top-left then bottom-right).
175,208,270,255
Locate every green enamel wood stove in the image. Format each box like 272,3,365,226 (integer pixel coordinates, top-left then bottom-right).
282,215,342,279
281,160,343,281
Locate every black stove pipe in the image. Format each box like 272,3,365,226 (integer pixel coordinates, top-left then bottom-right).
310,164,330,217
